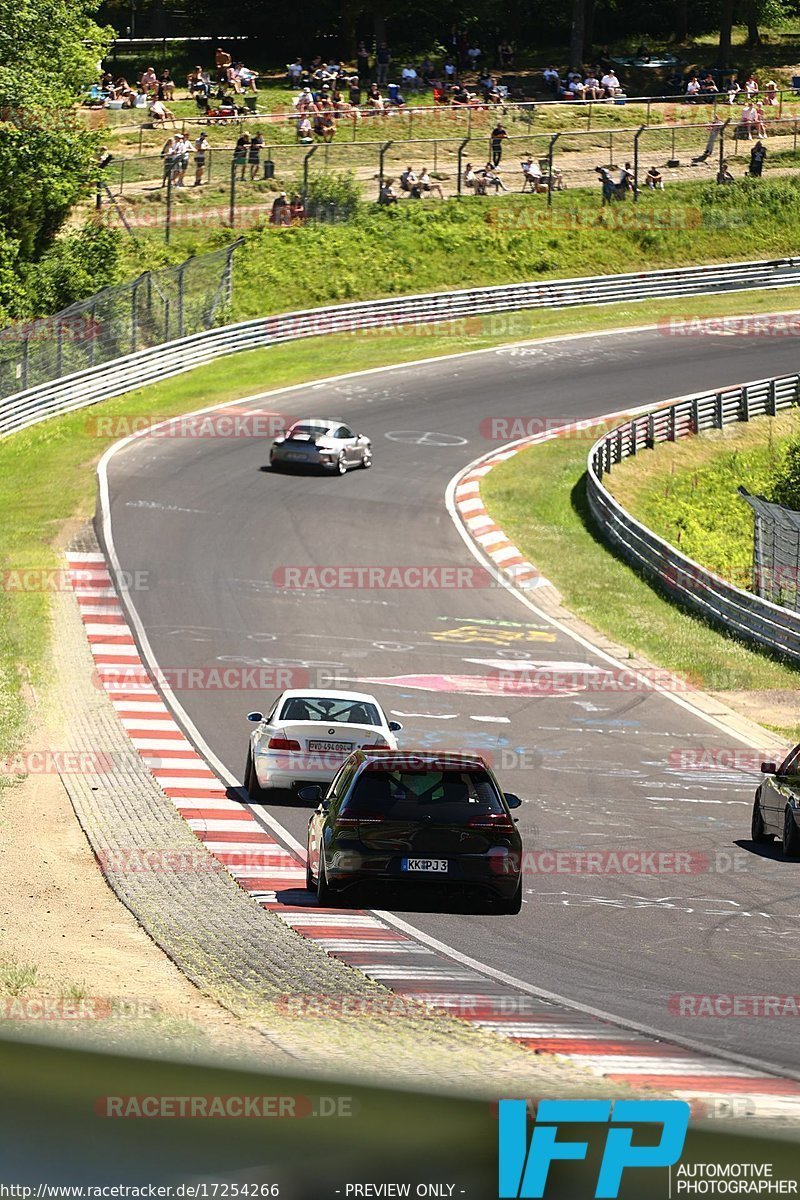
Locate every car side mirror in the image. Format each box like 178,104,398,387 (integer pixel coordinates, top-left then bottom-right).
761,762,777,774
388,720,403,732
298,784,323,803
504,792,522,809
247,711,264,723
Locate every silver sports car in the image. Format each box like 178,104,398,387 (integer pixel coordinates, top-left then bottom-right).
269,418,372,474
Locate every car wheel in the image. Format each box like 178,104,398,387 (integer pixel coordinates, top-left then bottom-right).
244,746,267,803
494,880,523,915
751,794,772,843
316,849,335,905
336,452,347,476
782,807,800,857
361,447,373,469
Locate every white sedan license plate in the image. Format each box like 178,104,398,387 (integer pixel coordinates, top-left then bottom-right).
308,740,351,753
402,858,448,873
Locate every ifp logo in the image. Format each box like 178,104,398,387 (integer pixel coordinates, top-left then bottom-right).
499,1099,690,1198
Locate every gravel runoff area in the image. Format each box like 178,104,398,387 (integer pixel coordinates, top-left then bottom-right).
24,520,635,1099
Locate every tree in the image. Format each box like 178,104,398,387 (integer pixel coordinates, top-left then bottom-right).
717,0,734,66
570,0,586,70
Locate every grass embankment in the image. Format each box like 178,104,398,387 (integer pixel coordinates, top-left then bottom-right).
5,285,800,761
480,421,800,733
607,410,800,583
111,177,800,319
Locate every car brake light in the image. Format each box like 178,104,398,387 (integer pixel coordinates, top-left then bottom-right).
361,740,388,750
268,736,302,751
467,813,516,830
336,812,386,826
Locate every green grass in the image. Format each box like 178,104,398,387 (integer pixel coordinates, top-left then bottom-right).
4,284,800,762
607,410,800,586
0,960,39,997
480,422,800,715
108,177,800,321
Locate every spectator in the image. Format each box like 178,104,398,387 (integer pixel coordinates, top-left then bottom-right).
366,82,385,111
645,165,664,189
376,43,390,86
686,75,701,101
692,114,724,163
226,64,243,95
568,74,585,98
754,101,768,137
193,132,209,186
400,165,419,195
173,133,190,186
418,167,444,198
740,101,757,139
744,74,759,97
215,47,232,72
150,97,175,124
543,65,560,95
700,72,718,94
187,66,210,99
617,160,634,191
297,115,314,143
601,70,621,97
348,76,362,106
717,159,734,183
113,77,136,107
749,139,767,176
595,165,616,204
583,72,603,100
490,122,507,166
727,77,741,104
158,69,174,101
269,192,290,225
520,155,543,191
419,56,435,85
290,194,306,222
443,57,457,82
765,80,778,106
233,133,250,181
379,178,399,204
140,66,158,95
318,112,336,142
467,44,481,69
295,86,316,113
401,64,419,92
481,162,507,192
160,135,177,186
287,59,303,86
497,39,514,68
238,64,259,93
356,41,371,81
249,129,264,179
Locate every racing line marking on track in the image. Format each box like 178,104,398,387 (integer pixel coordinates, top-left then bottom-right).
88,348,800,1119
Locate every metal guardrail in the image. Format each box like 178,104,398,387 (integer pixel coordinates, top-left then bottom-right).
3,254,800,441
586,373,800,664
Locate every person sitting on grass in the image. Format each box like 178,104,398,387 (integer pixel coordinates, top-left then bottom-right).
717,159,734,183
379,178,399,204
583,73,603,100
418,167,444,198
150,97,175,124
765,80,778,106
400,165,421,196
366,83,385,112
290,194,306,222
158,69,175,100
645,165,664,189
269,192,290,225
140,66,158,95
726,77,741,104
187,66,210,98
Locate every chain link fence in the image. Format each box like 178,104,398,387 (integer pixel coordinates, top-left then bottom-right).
739,487,800,612
0,241,242,402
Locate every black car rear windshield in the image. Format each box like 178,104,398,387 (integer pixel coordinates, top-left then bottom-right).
341,768,505,822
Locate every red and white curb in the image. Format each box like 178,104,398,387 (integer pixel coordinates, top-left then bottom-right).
68,549,800,1121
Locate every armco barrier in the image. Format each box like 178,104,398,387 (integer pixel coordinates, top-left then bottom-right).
3,255,800,440
586,373,800,664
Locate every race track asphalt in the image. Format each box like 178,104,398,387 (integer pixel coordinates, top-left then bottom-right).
103,326,800,1071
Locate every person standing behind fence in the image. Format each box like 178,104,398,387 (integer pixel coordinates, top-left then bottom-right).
692,114,724,163
490,122,507,167
160,135,177,187
194,132,209,186
172,133,190,186
249,129,264,179
376,43,390,86
233,133,250,181
749,140,767,177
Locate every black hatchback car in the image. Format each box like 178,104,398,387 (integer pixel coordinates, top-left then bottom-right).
302,750,524,913
751,742,800,856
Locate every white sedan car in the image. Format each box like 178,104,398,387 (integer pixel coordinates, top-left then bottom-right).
243,689,402,801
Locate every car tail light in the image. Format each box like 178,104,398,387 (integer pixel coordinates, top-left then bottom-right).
467,813,516,831
267,736,302,751
361,740,389,750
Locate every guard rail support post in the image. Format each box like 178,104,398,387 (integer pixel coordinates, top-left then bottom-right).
177,262,187,339
715,391,724,428
630,416,638,456
547,132,560,208
767,378,777,416
691,395,699,433
378,141,393,195
456,137,470,197
741,385,750,422
56,321,63,379
647,412,655,448
20,335,28,393
615,427,624,462
669,405,677,441
89,305,97,367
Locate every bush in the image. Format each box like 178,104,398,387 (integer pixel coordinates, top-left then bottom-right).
293,172,362,221
770,440,800,511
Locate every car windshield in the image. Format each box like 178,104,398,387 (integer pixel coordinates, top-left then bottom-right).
279,696,382,726
288,423,331,438
341,769,505,822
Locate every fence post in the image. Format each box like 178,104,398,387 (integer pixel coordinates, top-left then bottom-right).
547,132,560,208
630,417,637,456
131,279,138,354
741,385,750,422
21,333,29,392
177,263,186,338
165,168,173,244
767,378,777,416
609,129,614,167
119,159,126,196
229,156,237,227
89,305,97,367
56,320,64,378
138,124,143,154
691,395,699,433
302,144,318,205
633,125,645,201
378,141,393,194
647,412,655,448
715,391,724,428
456,137,470,196
669,405,677,441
